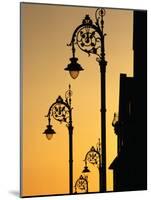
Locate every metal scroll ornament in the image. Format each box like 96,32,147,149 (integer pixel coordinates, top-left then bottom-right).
47,85,73,124
76,25,101,56
75,175,88,193
51,103,69,123
68,8,106,58
86,146,100,167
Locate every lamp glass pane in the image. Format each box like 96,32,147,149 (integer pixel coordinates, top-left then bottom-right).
69,71,79,79
46,133,53,140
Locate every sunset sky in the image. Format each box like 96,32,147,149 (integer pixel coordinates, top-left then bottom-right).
21,3,133,196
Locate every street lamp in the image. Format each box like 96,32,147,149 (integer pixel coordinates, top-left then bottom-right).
82,139,102,192
43,85,74,194
65,8,107,191
74,175,88,193
64,57,84,79
43,113,56,140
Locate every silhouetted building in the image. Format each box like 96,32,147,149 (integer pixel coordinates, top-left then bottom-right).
109,10,147,191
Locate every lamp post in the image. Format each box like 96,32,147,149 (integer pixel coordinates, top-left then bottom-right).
82,139,102,192
74,175,88,193
65,8,107,192
43,85,74,194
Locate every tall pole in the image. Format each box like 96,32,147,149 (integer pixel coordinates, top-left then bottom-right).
65,8,107,192
68,85,73,194
99,165,101,192
98,138,102,192
68,109,73,194
100,59,107,192
99,12,107,191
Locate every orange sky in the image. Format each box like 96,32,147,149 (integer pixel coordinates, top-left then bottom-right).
21,3,133,196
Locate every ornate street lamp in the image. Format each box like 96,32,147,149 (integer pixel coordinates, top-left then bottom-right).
65,8,107,191
64,57,84,79
43,113,56,140
74,175,88,193
82,139,102,192
43,85,74,194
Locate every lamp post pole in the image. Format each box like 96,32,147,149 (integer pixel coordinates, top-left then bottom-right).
65,8,107,192
68,98,74,194
43,85,74,194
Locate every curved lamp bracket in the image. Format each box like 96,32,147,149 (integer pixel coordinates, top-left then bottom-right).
68,8,106,59
84,146,101,169
46,96,71,124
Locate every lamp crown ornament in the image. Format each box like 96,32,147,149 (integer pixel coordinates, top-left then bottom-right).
56,95,64,103
82,14,93,25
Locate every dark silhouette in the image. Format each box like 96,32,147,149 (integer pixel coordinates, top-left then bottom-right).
74,175,88,193
43,85,74,194
82,139,101,192
109,10,147,191
65,8,107,192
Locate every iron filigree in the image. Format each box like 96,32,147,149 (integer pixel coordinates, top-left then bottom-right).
46,85,73,124
75,175,88,193
84,139,102,169
65,84,73,100
51,103,69,123
76,26,101,57
68,8,106,59
86,146,100,167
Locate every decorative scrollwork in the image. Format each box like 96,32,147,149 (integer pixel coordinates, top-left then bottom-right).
95,8,106,21
47,86,72,125
51,103,69,123
65,84,73,100
84,143,101,169
95,8,106,36
76,26,101,57
86,147,100,166
68,8,106,62
75,175,88,193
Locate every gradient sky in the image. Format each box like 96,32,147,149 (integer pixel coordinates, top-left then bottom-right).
21,3,133,196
